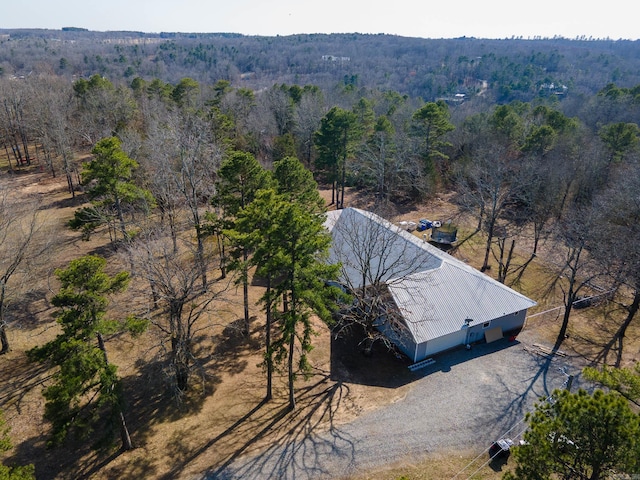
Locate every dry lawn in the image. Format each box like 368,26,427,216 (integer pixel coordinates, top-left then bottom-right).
1,172,639,480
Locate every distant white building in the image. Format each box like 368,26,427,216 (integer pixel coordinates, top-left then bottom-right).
324,208,537,363
321,55,351,62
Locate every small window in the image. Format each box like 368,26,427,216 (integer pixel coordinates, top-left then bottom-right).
482,321,491,329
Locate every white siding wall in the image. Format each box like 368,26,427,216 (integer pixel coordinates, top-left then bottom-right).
422,329,467,359
415,310,527,361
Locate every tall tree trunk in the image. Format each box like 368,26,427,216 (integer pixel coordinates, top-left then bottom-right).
118,411,133,452
513,223,543,284
554,305,572,352
481,219,495,272
169,301,190,393
265,275,273,401
0,282,9,354
555,283,578,352
45,149,56,177
340,154,346,209
330,178,335,205
217,233,227,279
242,248,250,335
62,150,75,197
114,195,128,241
0,323,9,355
614,290,640,367
288,327,295,411
281,288,295,410
167,210,178,254
19,126,31,166
96,332,133,451
496,238,515,284
3,144,14,173
554,245,583,351
195,224,207,291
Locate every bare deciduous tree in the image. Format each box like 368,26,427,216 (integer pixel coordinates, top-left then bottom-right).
0,79,35,171
0,185,50,354
128,230,229,400
293,88,326,168
457,142,524,273
327,208,436,355
544,207,603,352
588,162,640,365
31,77,79,194
142,110,222,290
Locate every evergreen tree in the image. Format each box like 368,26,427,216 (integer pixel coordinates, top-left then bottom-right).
71,136,154,243
584,363,640,405
505,389,640,480
314,107,359,208
273,156,325,213
212,151,271,334
410,100,455,180
29,255,143,450
271,200,338,410
599,121,640,164
229,189,286,401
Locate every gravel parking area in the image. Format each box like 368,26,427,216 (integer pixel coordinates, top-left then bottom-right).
203,329,588,480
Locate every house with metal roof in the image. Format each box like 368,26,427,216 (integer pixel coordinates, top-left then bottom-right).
324,208,537,363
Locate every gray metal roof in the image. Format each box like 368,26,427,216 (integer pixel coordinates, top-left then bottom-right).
325,208,537,344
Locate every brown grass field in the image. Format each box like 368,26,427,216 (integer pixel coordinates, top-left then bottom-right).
1,166,639,480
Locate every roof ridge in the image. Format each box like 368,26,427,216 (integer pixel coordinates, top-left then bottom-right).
340,208,535,304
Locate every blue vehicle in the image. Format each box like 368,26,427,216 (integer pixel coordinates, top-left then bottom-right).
417,219,432,231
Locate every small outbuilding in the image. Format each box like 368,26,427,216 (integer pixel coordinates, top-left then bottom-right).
324,208,537,363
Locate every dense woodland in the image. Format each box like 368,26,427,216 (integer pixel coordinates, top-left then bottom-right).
3,29,640,103
1,29,640,479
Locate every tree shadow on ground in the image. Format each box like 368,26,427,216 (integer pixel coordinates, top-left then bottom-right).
5,433,66,480
329,327,415,388
124,357,213,443
192,374,356,480
0,344,132,480
479,335,590,450
60,317,263,479
567,303,631,367
330,326,526,388
0,353,52,415
206,318,260,376
5,352,216,480
1,353,128,480
0,369,49,480
83,242,121,260
8,429,153,480
5,288,51,331
38,191,88,211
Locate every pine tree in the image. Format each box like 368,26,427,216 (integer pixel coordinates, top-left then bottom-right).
212,151,271,334
29,255,143,450
230,173,338,407
229,189,286,401
314,107,359,208
71,136,154,243
270,201,338,410
505,389,640,480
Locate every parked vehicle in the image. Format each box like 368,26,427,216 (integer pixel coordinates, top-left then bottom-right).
489,438,514,460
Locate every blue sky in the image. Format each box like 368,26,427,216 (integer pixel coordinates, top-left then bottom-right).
2,0,637,40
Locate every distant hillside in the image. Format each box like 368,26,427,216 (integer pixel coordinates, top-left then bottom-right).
1,29,640,102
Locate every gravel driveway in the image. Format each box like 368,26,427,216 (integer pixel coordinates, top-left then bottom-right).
201,330,588,480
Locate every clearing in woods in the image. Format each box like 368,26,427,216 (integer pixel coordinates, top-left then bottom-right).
0,170,637,480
